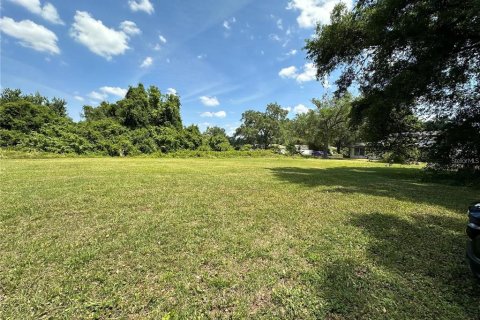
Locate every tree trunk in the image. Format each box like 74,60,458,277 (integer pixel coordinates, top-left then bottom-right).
323,130,329,158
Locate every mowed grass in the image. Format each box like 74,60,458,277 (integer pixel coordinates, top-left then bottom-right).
1,157,479,319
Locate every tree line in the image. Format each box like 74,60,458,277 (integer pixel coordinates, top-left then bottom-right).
0,85,232,156
0,85,446,165
0,85,358,157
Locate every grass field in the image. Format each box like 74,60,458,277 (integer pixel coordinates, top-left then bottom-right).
1,157,479,319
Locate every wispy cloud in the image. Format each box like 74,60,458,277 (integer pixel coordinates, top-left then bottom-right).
88,86,127,101
120,21,141,36
223,17,236,30
88,90,107,101
201,111,226,118
128,0,154,14
140,56,153,68
7,0,64,25
154,34,167,50
100,86,127,97
286,49,297,56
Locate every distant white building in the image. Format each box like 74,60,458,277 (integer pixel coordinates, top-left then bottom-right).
295,145,313,156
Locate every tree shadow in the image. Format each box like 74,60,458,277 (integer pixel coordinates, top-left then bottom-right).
304,212,480,319
269,166,479,317
269,166,477,212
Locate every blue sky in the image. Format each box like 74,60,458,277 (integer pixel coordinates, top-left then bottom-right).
0,0,351,134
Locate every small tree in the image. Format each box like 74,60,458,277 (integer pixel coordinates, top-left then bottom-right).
204,126,233,151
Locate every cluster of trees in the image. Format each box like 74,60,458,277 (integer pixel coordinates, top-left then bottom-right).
0,84,363,158
305,0,479,171
0,84,459,166
0,85,233,156
233,95,359,157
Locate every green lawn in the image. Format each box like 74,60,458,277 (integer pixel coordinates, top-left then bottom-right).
1,157,479,319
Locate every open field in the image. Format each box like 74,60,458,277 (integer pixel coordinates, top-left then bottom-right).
1,157,479,319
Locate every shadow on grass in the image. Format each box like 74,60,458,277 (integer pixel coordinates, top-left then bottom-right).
270,166,479,317
269,166,476,212
304,212,480,319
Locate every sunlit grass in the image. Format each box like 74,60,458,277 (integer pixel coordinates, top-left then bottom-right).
1,157,478,319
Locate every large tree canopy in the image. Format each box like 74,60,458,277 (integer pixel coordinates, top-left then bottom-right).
234,103,289,148
305,0,480,142
292,94,355,155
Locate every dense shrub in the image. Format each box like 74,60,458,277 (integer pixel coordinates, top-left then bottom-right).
0,100,58,133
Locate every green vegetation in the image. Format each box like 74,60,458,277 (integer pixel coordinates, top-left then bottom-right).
289,94,356,156
1,157,478,319
234,103,289,149
0,87,232,156
305,0,480,171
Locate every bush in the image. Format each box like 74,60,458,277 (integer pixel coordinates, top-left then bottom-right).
239,144,253,151
382,148,420,164
0,129,27,147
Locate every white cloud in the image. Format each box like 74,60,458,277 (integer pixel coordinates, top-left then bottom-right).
296,62,317,83
293,104,310,114
0,17,59,54
74,95,84,102
277,18,283,30
287,49,297,56
70,11,140,60
278,63,317,83
154,35,167,50
99,86,127,97
283,107,292,113
201,111,227,118
197,54,207,59
120,21,141,36
140,56,153,68
87,86,127,101
279,66,298,78
88,91,107,101
199,96,220,107
166,88,177,95
128,0,154,14
223,17,236,30
286,0,353,28
269,33,281,42
8,0,64,25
